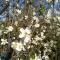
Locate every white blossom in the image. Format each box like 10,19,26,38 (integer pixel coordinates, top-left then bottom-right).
17,4,19,7
1,39,8,45
33,16,39,23
27,0,29,3
44,48,51,53
20,28,25,33
50,40,56,47
14,21,18,26
11,42,25,51
25,15,28,19
13,37,15,39
45,19,51,23
27,45,30,49
24,35,31,44
4,30,9,34
56,32,60,36
43,30,46,32
42,55,49,60
7,26,14,32
33,11,36,16
40,32,46,39
57,28,60,31
44,43,49,47
41,32,44,37
32,40,37,45
16,9,21,14
19,33,25,38
47,9,52,19
34,23,40,28
19,28,25,38
41,36,46,39
35,35,43,41
25,27,31,34
19,27,31,38
33,54,42,60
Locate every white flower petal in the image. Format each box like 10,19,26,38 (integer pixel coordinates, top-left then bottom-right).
19,33,25,38
1,39,8,45
25,27,31,34
34,23,40,28
24,35,31,43
7,26,13,32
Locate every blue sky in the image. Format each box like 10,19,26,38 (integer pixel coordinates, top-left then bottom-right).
0,0,60,21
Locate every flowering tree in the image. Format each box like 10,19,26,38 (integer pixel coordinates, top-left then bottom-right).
0,0,60,60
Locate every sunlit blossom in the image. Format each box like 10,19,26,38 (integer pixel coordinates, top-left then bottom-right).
44,43,49,47
33,16,39,23
34,23,40,28
25,27,31,34
35,35,43,41
19,27,31,38
25,15,28,19
1,39,8,45
14,21,18,26
11,42,25,51
41,32,44,37
47,9,52,19
42,55,49,60
24,35,31,44
20,28,25,33
7,26,14,32
16,9,21,14
43,30,46,32
33,11,36,16
19,33,25,38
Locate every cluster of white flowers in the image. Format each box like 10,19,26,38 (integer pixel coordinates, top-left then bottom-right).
40,32,46,39
35,35,43,41
19,27,31,45
25,15,28,19
35,30,46,40
16,9,21,14
19,28,25,38
33,16,39,23
32,12,40,28
46,9,52,19
11,42,25,51
6,26,14,32
1,39,8,45
14,21,18,26
42,55,49,60
0,17,57,60
34,23,40,28
3,26,14,34
33,11,36,16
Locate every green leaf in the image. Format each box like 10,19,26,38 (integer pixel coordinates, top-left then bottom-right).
38,5,45,15
29,49,35,59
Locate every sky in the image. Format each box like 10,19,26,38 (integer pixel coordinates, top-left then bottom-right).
0,0,60,21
